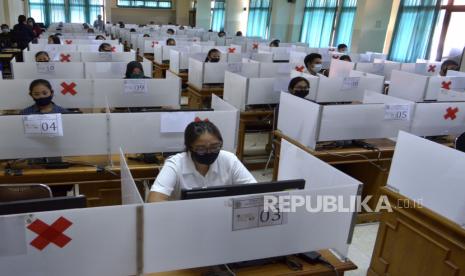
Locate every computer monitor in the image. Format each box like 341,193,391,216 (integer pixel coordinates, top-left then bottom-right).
0,195,87,215
181,179,305,200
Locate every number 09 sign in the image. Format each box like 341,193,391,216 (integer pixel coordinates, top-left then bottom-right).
232,194,288,231
23,114,64,137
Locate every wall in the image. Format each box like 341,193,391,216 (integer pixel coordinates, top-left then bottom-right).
176,0,190,26
195,0,210,30
2,0,26,27
109,0,175,24
269,0,292,41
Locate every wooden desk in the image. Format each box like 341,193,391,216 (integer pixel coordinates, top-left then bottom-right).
237,109,274,170
0,155,160,207
368,187,465,276
148,250,357,276
272,131,395,223
154,61,169,79
187,83,224,108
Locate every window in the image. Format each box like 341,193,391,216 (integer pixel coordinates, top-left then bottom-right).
429,0,465,61
247,0,272,38
300,0,358,48
210,0,226,32
28,0,105,25
388,0,439,62
334,0,357,48
117,0,172,8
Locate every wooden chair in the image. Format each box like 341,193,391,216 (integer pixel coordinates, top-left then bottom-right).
0,184,52,202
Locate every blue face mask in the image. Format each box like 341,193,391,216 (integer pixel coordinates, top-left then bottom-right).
34,95,53,107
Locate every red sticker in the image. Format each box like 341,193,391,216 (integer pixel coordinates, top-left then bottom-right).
61,82,77,96
27,217,73,250
444,107,459,120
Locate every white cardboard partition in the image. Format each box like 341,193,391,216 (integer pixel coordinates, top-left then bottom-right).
389,70,428,102
110,95,238,154
84,62,152,79
23,51,82,62
401,62,441,76
35,39,119,45
12,62,85,79
120,148,144,205
425,76,465,101
410,102,465,136
329,59,355,78
0,114,108,159
259,63,298,78
28,44,77,53
290,70,319,101
355,62,401,81
387,131,465,226
0,205,138,276
143,187,357,273
77,44,123,52
80,52,136,62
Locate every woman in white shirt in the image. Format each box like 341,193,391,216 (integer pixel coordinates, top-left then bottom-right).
148,120,257,202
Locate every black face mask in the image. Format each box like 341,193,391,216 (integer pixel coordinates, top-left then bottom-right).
34,95,53,107
209,57,220,63
191,151,220,165
293,89,309,98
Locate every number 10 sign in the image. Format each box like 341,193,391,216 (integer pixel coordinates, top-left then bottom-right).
23,114,64,137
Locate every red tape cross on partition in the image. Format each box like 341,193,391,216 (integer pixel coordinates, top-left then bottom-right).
61,82,77,96
444,107,459,120
295,65,305,72
228,48,236,53
151,41,158,48
332,55,340,59
27,216,73,251
252,43,259,50
428,65,436,73
442,81,452,90
60,54,71,62
111,46,116,52
65,40,73,45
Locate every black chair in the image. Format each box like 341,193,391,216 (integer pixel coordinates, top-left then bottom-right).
0,183,52,202
455,132,465,152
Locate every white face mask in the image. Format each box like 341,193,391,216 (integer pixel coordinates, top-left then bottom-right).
313,64,322,72
1,29,8,33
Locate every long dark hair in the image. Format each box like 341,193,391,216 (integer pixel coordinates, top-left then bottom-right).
184,121,223,152
125,61,145,78
288,77,309,91
205,48,220,62
29,79,53,94
35,51,49,59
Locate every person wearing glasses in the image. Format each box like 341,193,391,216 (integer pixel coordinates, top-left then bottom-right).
148,120,256,202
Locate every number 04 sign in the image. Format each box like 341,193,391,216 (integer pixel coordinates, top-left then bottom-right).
22,114,64,137
232,194,288,231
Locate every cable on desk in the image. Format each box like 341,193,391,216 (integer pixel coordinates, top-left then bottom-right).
223,264,236,276
62,159,119,176
318,149,388,172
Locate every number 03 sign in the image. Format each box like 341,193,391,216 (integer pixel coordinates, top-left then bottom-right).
232,194,288,231
22,114,64,137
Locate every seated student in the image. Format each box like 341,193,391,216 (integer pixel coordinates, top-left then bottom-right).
143,34,150,38
98,42,112,52
124,61,151,79
440,59,459,76
304,53,323,76
205,48,221,63
218,31,226,38
95,34,106,40
35,51,50,62
87,28,95,33
147,120,257,202
337,43,348,53
166,28,175,35
179,26,185,30
273,77,310,128
48,35,60,44
0,24,12,50
269,39,280,47
21,79,68,115
166,38,176,46
236,31,243,37
339,55,352,62
129,28,136,33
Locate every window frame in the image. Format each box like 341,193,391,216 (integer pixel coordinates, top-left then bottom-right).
116,0,172,9
435,0,465,60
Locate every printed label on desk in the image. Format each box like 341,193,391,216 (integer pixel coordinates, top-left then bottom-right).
23,114,63,137
124,79,148,95
341,77,360,91
36,62,56,74
232,194,287,231
384,104,411,121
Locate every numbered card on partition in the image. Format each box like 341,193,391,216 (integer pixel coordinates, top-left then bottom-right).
341,77,360,91
232,194,287,231
124,79,148,95
98,52,113,61
384,104,411,121
36,62,56,74
23,114,64,137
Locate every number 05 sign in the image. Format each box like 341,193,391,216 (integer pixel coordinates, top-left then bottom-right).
22,114,64,137
232,194,288,231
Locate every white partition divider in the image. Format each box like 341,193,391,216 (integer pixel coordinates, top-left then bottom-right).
290,70,319,101
12,62,85,79
187,57,204,89
410,101,465,136
84,61,152,79
277,92,321,149
425,76,465,101
93,79,180,108
355,62,402,81
329,59,355,78
401,62,441,76
154,45,179,63
23,51,82,62
0,114,108,159
387,131,465,226
389,70,428,102
0,205,138,276
28,44,77,53
289,51,307,66
77,44,124,52
80,52,136,62
110,95,238,154
120,148,144,205
35,39,119,45
143,186,358,273
202,61,230,84
259,63,298,78
169,48,191,74
251,52,273,63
